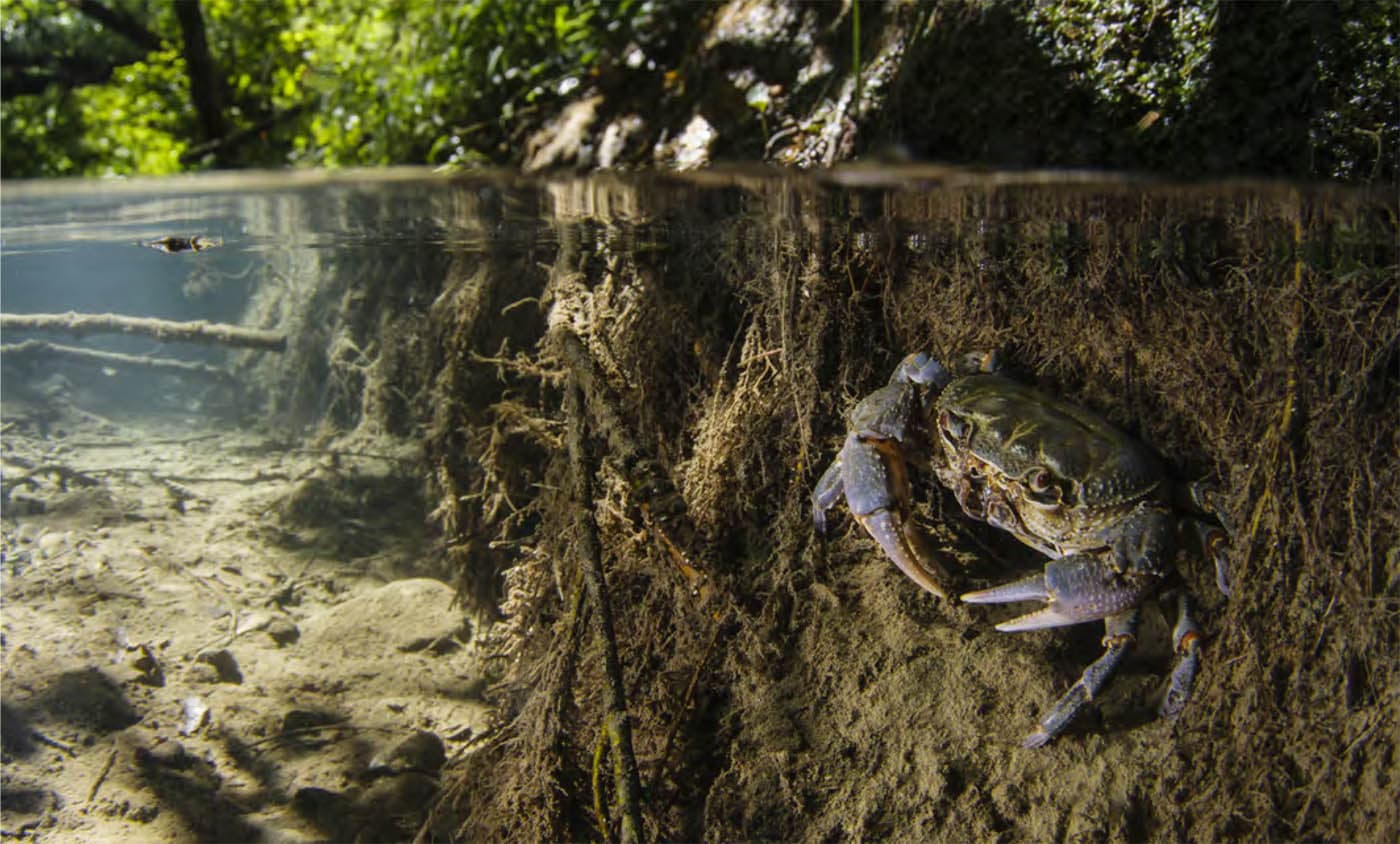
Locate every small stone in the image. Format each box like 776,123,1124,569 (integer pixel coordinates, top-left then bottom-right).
132,644,166,687
180,697,210,736
298,579,460,655
264,619,300,646
356,771,438,818
195,649,242,684
127,803,160,823
36,532,66,558
234,611,272,636
137,738,193,769
368,730,446,776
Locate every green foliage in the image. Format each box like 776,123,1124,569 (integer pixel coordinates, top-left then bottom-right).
77,51,193,174
898,0,1396,183
2,87,84,177
3,0,653,175
1310,0,1400,182
2,0,190,176
1026,0,1398,180
1,0,1393,180
261,0,638,168
1027,0,1215,125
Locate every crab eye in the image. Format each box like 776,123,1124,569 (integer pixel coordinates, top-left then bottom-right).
939,410,968,443
1028,468,1054,493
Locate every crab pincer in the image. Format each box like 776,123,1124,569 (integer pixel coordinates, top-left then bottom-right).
812,353,955,600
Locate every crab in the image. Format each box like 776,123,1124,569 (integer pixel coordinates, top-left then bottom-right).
812,351,1231,747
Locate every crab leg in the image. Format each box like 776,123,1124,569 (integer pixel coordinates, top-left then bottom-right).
1191,521,1232,597
811,454,847,535
1020,610,1139,748
1184,481,1233,597
1159,591,1202,720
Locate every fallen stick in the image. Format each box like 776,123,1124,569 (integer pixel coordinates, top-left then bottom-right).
0,312,285,351
6,463,101,490
30,728,77,757
85,746,118,804
0,340,235,381
565,378,646,844
91,469,291,485
60,433,222,447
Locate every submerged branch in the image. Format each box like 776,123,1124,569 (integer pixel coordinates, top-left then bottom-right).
0,340,235,381
1,312,286,351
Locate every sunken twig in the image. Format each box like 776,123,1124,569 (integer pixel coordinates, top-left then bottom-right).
0,340,234,380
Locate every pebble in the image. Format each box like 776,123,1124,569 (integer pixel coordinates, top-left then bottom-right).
36,532,67,559
196,649,243,684
265,619,300,646
368,730,446,776
179,697,210,736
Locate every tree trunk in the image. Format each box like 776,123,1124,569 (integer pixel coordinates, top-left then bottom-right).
172,0,228,156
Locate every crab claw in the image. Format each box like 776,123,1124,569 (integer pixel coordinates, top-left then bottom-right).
893,352,952,390
812,432,953,601
961,554,1156,631
855,509,953,601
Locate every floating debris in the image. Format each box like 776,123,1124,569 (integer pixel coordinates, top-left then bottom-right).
139,235,223,254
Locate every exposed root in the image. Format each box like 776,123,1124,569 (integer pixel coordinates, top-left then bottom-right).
565,372,646,844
